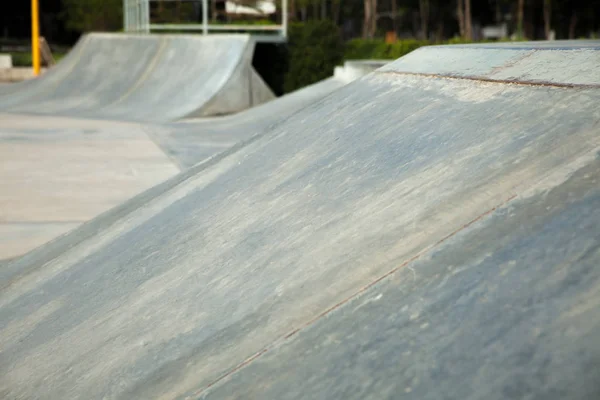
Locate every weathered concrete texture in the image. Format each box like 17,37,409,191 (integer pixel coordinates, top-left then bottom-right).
0,113,180,259
151,62,389,169
0,60,383,259
380,39,600,85
203,158,600,400
0,33,275,122
0,43,599,400
0,223,80,264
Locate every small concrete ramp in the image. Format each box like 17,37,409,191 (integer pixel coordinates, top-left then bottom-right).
0,33,274,122
1,42,600,400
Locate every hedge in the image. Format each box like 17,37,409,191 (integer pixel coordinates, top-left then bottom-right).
283,20,344,93
344,37,527,60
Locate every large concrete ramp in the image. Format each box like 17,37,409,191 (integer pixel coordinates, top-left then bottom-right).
0,60,386,261
1,42,599,400
152,60,389,169
0,33,275,122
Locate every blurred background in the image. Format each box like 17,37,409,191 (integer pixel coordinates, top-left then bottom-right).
1,0,599,93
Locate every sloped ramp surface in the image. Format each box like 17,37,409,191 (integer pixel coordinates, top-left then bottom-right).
1,42,600,400
0,33,274,122
151,60,389,169
0,60,385,261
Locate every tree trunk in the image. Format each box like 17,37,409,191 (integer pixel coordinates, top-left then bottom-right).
301,6,307,21
495,0,501,23
322,0,327,19
436,21,444,41
290,0,296,22
569,12,578,39
419,0,429,40
464,0,472,40
363,0,369,38
457,0,465,37
391,0,397,33
517,0,524,38
372,0,378,37
543,0,551,39
363,0,377,38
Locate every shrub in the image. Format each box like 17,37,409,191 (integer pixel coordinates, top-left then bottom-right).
283,20,344,93
345,38,428,60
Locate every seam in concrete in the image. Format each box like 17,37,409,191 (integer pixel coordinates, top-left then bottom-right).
188,194,518,398
140,124,186,171
377,70,600,89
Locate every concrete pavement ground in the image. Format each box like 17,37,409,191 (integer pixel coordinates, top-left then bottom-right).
0,113,180,260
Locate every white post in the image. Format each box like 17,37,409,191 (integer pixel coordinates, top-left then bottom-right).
123,0,128,32
133,0,138,32
136,0,141,32
143,0,150,33
282,0,288,38
202,0,208,35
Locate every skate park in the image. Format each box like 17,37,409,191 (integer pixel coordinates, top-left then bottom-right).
0,32,385,260
1,1,600,398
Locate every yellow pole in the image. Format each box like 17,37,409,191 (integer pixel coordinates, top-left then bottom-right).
31,0,40,76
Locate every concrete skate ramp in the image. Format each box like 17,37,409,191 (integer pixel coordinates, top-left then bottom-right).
0,61,384,261
0,33,275,122
1,42,600,400
152,60,389,169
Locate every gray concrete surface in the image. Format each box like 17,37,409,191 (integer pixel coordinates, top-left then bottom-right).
0,33,275,122
0,113,180,260
1,42,599,400
151,62,388,169
0,59,385,259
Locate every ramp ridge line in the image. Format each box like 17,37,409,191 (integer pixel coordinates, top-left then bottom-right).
189,194,519,398
376,70,600,89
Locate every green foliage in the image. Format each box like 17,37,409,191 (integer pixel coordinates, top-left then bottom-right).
10,52,67,67
212,19,275,25
345,38,425,60
61,0,123,33
344,37,530,60
284,20,344,93
152,2,196,23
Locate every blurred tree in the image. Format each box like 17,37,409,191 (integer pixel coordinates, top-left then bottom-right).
543,0,551,39
61,0,122,32
464,0,471,39
419,0,429,39
284,20,343,92
516,0,524,37
457,0,465,37
363,0,378,37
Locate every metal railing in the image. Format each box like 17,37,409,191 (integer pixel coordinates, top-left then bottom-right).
123,0,287,42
